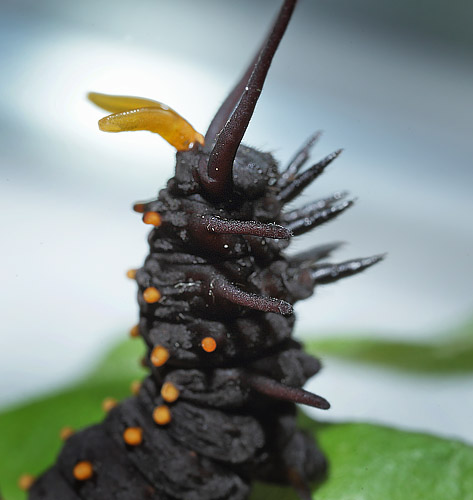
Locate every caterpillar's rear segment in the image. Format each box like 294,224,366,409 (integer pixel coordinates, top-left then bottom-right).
29,1,382,499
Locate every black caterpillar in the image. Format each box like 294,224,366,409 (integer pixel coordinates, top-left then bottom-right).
27,1,381,499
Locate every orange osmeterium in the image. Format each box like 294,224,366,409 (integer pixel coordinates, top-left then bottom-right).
60,426,75,441
126,269,137,279
102,397,118,412
201,336,217,353
150,345,170,367
143,211,162,227
161,382,180,403
130,324,140,338
153,405,172,426
73,461,94,481
143,287,161,304
18,474,35,491
123,427,143,446
88,92,205,151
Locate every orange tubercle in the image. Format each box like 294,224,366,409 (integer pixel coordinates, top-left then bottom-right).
143,211,162,226
153,405,172,426
161,382,180,403
150,345,170,367
60,426,75,441
73,461,93,481
130,324,140,338
102,397,117,412
126,269,137,279
130,380,142,395
18,474,35,491
143,287,161,303
133,202,146,213
123,427,143,446
201,336,217,353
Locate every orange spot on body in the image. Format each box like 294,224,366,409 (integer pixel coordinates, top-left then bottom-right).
143,211,162,226
143,287,161,303
60,426,75,441
126,269,137,279
133,203,146,213
102,397,117,412
73,461,93,481
130,380,142,395
123,427,143,446
130,324,140,338
153,405,171,425
201,336,217,353
18,474,35,491
161,382,180,403
151,345,169,367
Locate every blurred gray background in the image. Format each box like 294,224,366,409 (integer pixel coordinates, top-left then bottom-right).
1,0,472,440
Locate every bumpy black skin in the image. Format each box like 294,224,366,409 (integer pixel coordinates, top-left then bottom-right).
29,1,382,498
29,145,328,500
136,145,328,496
30,137,382,500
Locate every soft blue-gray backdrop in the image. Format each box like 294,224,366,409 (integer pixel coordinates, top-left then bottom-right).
1,0,472,440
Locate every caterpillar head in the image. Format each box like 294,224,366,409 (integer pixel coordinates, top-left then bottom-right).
88,1,297,221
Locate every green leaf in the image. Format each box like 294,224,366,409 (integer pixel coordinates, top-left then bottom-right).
304,417,473,500
1,338,472,500
0,338,146,500
252,416,473,500
305,318,473,374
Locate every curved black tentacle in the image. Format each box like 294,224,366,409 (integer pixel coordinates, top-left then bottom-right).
204,26,274,147
312,255,385,285
281,191,349,223
200,0,297,199
278,149,343,204
244,373,330,410
277,131,322,188
289,242,345,264
287,198,354,236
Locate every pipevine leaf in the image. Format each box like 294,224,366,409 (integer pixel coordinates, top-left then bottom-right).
305,318,473,374
1,338,472,500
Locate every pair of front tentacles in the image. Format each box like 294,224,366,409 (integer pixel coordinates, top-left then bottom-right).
89,91,383,413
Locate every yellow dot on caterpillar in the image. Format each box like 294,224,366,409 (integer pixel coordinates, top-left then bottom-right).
150,345,169,367
102,397,117,412
123,427,143,446
126,269,137,279
130,324,140,338
161,382,180,403
143,211,162,226
153,405,171,425
18,474,35,491
60,426,75,441
143,287,161,303
130,380,142,395
133,202,146,213
73,461,93,481
201,336,217,353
